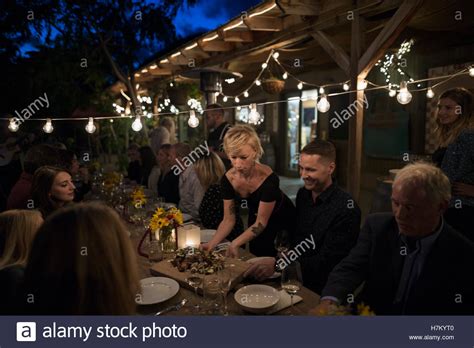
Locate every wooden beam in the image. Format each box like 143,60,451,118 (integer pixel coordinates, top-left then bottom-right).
149,68,173,76
277,0,321,15
199,40,234,52
222,30,254,43
244,16,283,31
358,0,424,76
311,30,350,75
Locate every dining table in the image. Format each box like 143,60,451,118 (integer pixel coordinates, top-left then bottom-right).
126,219,321,316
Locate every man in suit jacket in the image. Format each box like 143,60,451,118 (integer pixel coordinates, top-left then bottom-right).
313,162,474,315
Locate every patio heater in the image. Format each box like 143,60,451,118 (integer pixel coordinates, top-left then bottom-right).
181,67,243,106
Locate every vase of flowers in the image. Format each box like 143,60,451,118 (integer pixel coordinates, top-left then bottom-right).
149,207,183,253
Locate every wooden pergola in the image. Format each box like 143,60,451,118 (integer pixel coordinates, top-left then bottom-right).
111,0,473,201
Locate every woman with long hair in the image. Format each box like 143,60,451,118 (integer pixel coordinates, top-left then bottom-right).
202,125,295,257
31,166,75,218
195,152,244,239
21,203,140,315
433,87,474,241
0,210,43,314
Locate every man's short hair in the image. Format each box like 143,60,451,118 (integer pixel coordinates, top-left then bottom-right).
300,140,336,162
173,143,192,158
394,162,451,204
206,104,224,115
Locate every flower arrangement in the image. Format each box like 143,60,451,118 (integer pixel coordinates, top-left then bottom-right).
149,207,183,252
102,172,122,191
131,187,147,208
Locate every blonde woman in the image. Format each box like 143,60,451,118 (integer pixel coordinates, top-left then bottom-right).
22,203,140,315
0,210,43,314
202,125,295,257
433,88,474,241
195,152,244,239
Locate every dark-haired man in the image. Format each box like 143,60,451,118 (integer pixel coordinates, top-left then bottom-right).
245,140,361,294
205,104,231,168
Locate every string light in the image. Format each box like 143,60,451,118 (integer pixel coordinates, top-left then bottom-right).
397,81,412,105
188,110,199,128
272,52,279,60
261,63,268,69
85,117,96,134
248,103,261,125
244,91,249,98
235,97,240,103
297,82,303,90
282,72,288,80
317,95,330,113
319,87,325,94
389,89,397,97
426,88,435,99
255,79,261,86
43,118,54,133
357,80,368,90
343,83,350,91
469,66,474,77
8,119,19,132
131,116,143,132
223,96,228,102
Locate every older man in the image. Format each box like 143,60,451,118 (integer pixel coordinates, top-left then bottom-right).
313,162,474,315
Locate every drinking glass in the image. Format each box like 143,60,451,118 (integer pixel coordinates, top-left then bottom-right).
218,263,234,316
203,275,222,315
186,274,203,313
280,261,303,315
148,240,163,266
274,229,290,257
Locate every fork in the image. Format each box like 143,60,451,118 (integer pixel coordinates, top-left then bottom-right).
155,298,188,316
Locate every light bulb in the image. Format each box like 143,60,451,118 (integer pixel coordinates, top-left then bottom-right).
343,83,350,91
317,95,330,113
85,117,96,134
43,118,54,133
319,87,325,94
357,80,368,90
397,81,412,105
235,97,240,103
169,82,174,87
248,103,261,125
255,79,261,86
297,82,303,90
131,117,143,132
282,72,288,80
110,119,114,123
188,110,199,128
469,67,474,77
8,119,19,132
261,62,268,69
426,88,435,99
244,91,249,98
389,89,397,97
223,96,228,102
272,52,279,60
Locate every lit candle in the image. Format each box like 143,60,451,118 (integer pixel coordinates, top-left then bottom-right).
177,225,201,249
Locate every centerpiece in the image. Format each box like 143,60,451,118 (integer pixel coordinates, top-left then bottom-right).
149,207,183,253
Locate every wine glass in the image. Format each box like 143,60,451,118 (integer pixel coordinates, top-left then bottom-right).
148,240,163,266
274,229,290,257
186,274,203,313
218,263,234,316
281,261,303,315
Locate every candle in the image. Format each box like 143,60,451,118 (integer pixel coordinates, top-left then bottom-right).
177,225,201,249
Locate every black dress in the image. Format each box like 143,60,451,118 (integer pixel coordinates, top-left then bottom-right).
199,184,244,239
157,170,180,205
221,172,296,257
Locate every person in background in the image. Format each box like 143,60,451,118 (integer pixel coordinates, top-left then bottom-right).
156,144,180,205
244,140,361,294
205,104,231,168
138,145,157,187
171,143,205,219
195,152,244,239
59,150,90,202
433,87,474,241
126,143,141,184
31,166,75,219
0,210,43,314
20,203,139,315
7,144,63,210
147,151,161,194
202,125,295,257
149,117,176,154
312,162,474,315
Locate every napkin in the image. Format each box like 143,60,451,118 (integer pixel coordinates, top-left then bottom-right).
267,290,302,314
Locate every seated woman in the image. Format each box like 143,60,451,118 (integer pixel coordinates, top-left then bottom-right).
139,145,157,187
433,87,474,241
157,144,180,205
21,203,139,315
59,150,90,202
31,166,76,219
0,210,43,314
195,152,244,239
202,125,295,257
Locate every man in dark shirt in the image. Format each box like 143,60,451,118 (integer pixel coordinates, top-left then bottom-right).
244,140,361,294
205,104,231,169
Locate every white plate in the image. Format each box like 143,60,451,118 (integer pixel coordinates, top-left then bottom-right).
234,284,281,314
200,229,217,243
136,277,180,305
247,257,281,279
182,213,192,222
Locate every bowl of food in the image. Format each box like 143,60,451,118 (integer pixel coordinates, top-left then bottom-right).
234,284,280,314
